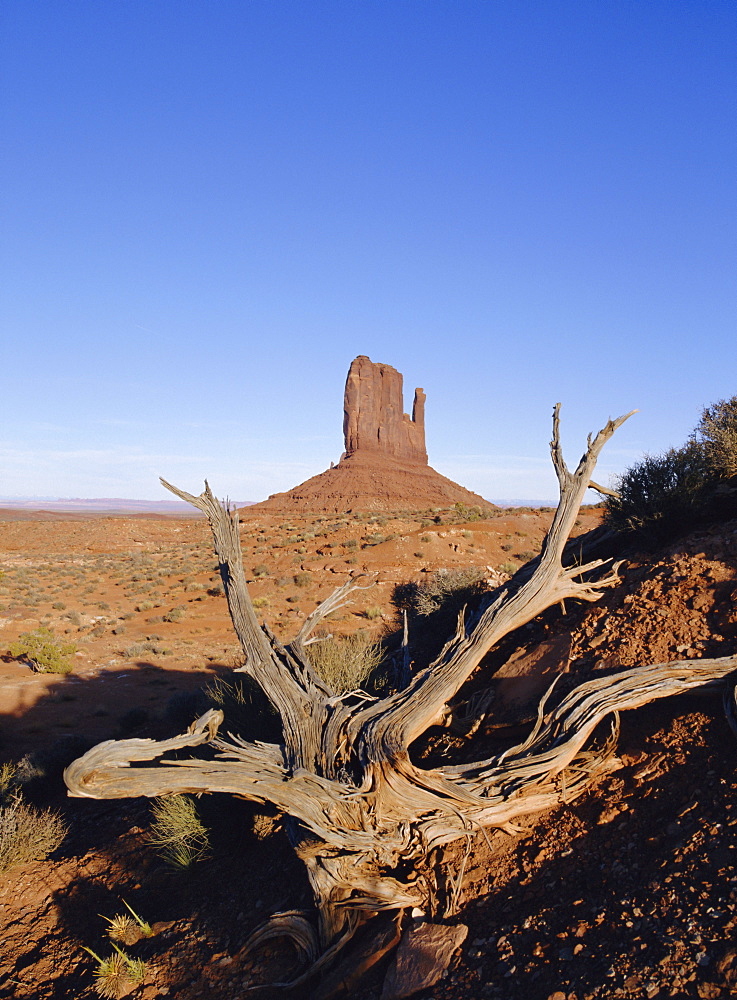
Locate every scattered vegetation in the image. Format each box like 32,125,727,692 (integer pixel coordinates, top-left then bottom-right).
9,626,76,674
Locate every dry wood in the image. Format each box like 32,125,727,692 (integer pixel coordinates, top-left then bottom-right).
65,405,737,986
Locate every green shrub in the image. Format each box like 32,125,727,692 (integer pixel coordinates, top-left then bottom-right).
696,395,737,478
9,627,76,674
604,440,712,537
307,632,384,693
604,393,737,539
499,561,518,576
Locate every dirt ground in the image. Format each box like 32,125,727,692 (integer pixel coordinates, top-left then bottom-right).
0,506,735,999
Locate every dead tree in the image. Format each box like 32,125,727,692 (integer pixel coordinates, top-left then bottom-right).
65,407,737,972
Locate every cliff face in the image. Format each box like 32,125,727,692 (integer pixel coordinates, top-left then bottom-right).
343,356,427,465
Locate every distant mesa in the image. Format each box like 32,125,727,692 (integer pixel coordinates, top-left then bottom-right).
249,356,495,515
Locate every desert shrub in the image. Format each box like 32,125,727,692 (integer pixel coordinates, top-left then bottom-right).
392,568,488,666
205,674,281,742
163,606,185,623
148,794,210,868
604,440,713,537
499,561,518,576
395,568,486,618
293,572,312,588
0,797,67,873
122,642,147,658
306,632,384,693
252,596,270,608
252,564,270,578
696,395,737,478
604,393,737,539
363,605,383,620
9,627,76,674
453,502,483,522
363,533,385,547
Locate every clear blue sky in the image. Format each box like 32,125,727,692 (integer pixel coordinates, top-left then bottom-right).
2,1,735,503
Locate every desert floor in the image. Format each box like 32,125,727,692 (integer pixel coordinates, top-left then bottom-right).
0,505,736,999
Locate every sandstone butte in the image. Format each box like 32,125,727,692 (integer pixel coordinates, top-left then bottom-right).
249,355,496,514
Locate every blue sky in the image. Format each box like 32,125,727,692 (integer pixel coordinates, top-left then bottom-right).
2,1,735,503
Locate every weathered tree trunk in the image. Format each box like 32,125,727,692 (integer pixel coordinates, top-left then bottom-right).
65,406,737,974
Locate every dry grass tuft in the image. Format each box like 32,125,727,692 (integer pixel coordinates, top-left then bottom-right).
148,794,210,868
0,797,67,873
307,632,384,693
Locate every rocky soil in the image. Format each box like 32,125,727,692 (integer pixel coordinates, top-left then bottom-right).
0,509,735,999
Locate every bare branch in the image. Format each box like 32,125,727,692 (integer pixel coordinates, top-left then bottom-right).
349,407,636,750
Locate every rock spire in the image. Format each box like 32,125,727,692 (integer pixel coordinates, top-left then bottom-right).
343,355,427,465
248,355,494,514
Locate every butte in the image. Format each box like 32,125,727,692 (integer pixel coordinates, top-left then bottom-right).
248,355,495,515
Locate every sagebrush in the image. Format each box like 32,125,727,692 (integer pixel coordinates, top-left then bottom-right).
0,797,67,873
9,626,76,674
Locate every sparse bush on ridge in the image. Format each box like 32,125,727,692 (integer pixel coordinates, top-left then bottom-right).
697,395,737,478
604,394,737,538
604,441,711,535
